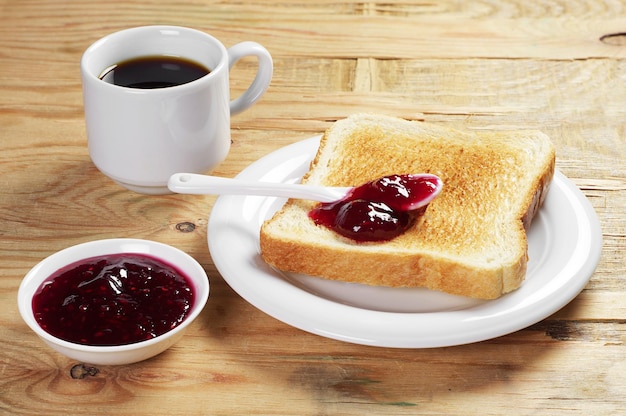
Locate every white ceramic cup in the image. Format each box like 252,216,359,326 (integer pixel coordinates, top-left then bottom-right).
81,26,273,194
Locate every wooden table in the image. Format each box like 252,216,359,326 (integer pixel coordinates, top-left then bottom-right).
1,1,624,414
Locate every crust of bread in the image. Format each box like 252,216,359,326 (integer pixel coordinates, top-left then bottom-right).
259,114,556,299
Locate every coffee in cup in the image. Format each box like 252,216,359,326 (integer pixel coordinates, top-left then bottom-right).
99,56,210,89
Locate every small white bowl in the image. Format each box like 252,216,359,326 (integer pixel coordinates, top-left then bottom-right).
18,238,209,365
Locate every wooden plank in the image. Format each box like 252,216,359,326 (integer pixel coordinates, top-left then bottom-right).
1,1,626,60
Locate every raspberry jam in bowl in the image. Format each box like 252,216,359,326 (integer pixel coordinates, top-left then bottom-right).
17,239,209,365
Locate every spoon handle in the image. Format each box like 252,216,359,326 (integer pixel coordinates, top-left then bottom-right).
167,173,351,203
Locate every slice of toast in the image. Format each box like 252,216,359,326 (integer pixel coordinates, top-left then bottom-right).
260,114,555,299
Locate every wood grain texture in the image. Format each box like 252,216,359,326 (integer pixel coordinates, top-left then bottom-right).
0,0,624,415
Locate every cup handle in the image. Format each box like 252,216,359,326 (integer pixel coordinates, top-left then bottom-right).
227,42,273,115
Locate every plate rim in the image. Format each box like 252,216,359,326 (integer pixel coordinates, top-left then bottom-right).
208,136,603,348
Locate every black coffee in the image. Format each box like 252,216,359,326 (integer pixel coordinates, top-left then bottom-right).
99,56,210,89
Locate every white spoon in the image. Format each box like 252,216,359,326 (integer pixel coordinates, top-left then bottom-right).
167,173,351,202
168,172,444,210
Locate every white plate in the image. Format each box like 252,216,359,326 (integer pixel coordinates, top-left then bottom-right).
208,136,602,348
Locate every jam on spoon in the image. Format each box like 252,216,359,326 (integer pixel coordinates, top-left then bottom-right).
308,173,443,242
32,253,195,346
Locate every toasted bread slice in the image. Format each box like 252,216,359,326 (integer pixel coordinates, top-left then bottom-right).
260,114,555,299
